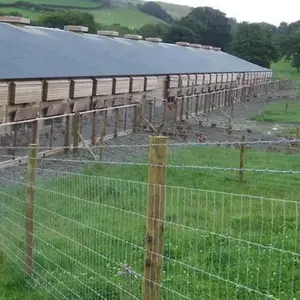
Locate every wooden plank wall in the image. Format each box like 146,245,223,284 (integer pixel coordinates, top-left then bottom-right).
0,71,272,127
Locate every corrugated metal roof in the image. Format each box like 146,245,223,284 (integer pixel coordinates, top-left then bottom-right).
0,23,269,80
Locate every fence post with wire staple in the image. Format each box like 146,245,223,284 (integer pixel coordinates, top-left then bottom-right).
143,136,168,300
239,135,246,183
24,143,38,276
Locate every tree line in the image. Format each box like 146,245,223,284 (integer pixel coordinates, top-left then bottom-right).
2,4,300,71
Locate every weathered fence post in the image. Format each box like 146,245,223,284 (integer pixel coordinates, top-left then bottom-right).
114,107,120,138
99,119,106,161
143,136,168,300
64,115,72,154
239,135,246,183
24,144,38,276
91,111,97,145
32,119,39,146
72,113,80,152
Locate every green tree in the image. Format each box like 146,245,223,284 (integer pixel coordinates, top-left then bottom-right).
138,1,173,24
138,23,169,38
230,22,280,68
282,30,300,72
38,10,97,33
178,6,232,50
98,23,136,36
163,24,200,44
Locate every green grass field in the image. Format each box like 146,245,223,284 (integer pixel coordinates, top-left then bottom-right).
272,60,300,84
0,6,164,28
1,146,300,299
254,102,300,123
87,8,165,28
0,0,101,7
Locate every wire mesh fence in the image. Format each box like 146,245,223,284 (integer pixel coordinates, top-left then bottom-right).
0,136,300,300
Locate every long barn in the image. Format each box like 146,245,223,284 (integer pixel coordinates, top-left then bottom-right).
0,16,272,123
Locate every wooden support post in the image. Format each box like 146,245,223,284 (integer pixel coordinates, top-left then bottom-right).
185,96,189,119
180,96,185,121
32,119,39,146
99,119,106,161
133,105,138,133
123,107,128,132
143,136,168,300
114,107,120,138
148,101,153,124
24,144,38,276
49,118,54,149
64,115,72,154
239,136,246,183
162,100,168,125
91,111,97,145
195,94,200,116
142,115,156,132
12,124,18,159
72,113,80,152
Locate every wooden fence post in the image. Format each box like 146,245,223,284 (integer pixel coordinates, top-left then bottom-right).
32,119,39,146
72,113,80,152
91,111,97,145
64,115,72,154
114,107,120,138
239,135,246,183
24,144,38,276
99,119,106,161
143,136,168,300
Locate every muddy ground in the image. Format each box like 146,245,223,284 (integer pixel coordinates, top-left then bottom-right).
0,87,298,187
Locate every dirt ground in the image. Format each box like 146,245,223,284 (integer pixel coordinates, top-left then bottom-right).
164,88,299,147
0,87,298,186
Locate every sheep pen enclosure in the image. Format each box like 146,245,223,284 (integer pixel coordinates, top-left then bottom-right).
1,78,300,300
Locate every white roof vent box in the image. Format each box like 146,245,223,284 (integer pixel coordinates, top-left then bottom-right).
0,16,30,25
64,25,88,33
124,34,143,40
201,45,213,50
189,44,202,48
97,30,119,37
145,37,162,43
212,47,221,51
176,41,190,47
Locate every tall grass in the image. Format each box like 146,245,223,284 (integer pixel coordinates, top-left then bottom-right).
1,146,300,299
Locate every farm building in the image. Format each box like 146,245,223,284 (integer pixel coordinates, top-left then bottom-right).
0,15,279,163
0,16,272,120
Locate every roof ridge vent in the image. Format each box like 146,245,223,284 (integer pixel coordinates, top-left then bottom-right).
145,37,162,43
189,43,202,48
124,34,143,40
201,45,213,50
176,41,190,47
211,46,221,51
64,25,88,33
97,30,119,37
0,16,30,25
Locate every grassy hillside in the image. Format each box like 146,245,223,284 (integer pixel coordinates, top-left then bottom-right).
87,8,166,28
272,60,300,84
157,1,192,19
0,6,165,28
0,0,100,7
0,0,189,28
